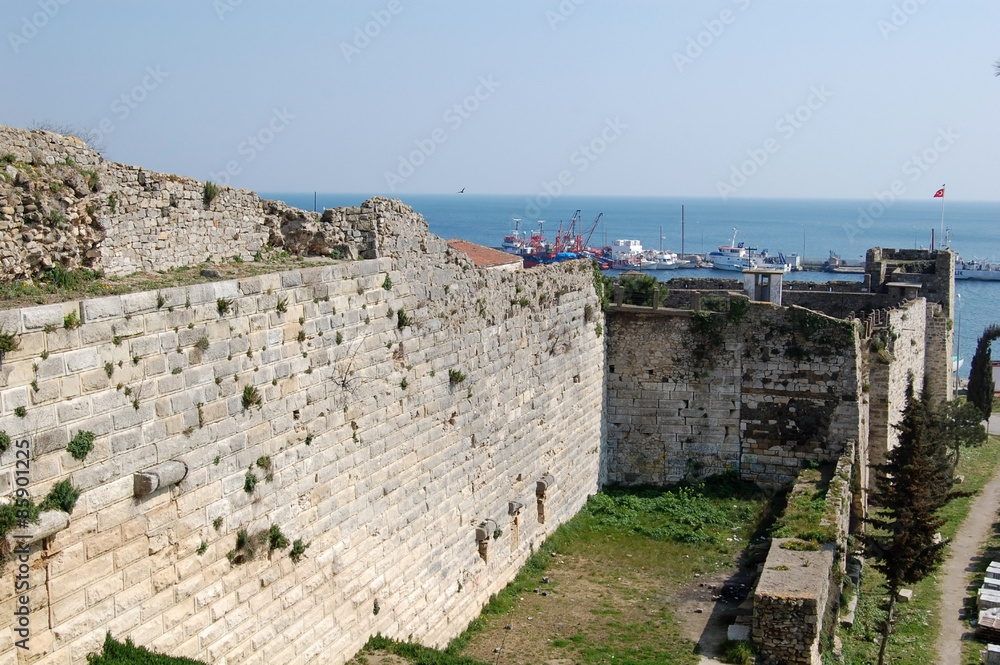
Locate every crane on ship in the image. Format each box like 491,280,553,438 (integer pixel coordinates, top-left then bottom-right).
554,210,581,253
580,212,603,253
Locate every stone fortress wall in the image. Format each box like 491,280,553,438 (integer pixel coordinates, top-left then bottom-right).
0,126,374,279
604,302,863,489
0,126,959,665
0,128,607,665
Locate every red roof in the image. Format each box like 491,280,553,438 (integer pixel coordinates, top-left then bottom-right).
447,239,522,269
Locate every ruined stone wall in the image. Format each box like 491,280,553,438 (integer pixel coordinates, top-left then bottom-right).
0,211,605,663
781,291,898,320
924,304,953,402
751,444,853,665
604,303,862,488
866,299,927,470
752,543,836,665
0,126,378,280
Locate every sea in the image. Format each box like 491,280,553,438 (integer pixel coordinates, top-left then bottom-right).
262,193,1000,378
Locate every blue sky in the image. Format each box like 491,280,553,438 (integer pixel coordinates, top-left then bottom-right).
2,1,998,200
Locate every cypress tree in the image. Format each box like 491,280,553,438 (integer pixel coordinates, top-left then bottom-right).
866,381,962,665
967,324,1000,422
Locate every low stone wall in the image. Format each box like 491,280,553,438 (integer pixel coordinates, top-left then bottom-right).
781,291,898,320
752,442,853,664
752,541,836,665
0,232,605,662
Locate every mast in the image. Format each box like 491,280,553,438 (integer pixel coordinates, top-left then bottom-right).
939,184,947,247
681,205,685,259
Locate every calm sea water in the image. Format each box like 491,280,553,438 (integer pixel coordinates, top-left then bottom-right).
263,193,1000,377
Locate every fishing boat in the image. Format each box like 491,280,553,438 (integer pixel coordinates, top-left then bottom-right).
708,229,790,272
955,258,1000,281
501,218,545,258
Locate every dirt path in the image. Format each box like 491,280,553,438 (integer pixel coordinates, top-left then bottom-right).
936,415,1000,665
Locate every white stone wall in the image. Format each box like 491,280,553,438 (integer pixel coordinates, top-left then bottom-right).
867,298,927,469
0,256,605,664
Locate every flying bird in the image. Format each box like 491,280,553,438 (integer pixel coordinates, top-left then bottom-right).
457,187,465,194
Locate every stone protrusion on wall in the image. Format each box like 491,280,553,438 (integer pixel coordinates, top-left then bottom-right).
132,460,188,498
536,474,555,524
6,508,70,548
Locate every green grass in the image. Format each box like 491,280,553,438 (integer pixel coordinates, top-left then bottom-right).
353,473,769,665
770,467,838,544
86,633,208,664
839,434,1000,664
0,254,342,312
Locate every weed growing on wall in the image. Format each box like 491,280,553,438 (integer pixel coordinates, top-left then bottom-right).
66,431,95,460
203,181,219,207
290,539,309,563
39,479,80,514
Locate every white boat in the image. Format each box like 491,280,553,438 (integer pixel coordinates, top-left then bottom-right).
708,228,790,272
708,229,759,271
610,239,655,269
956,258,1000,281
641,249,691,270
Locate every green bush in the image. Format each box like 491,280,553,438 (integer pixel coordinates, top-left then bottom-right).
203,181,219,206
0,328,20,354
241,385,261,410
0,430,9,456
267,524,289,551
67,430,95,461
290,538,309,563
39,479,80,514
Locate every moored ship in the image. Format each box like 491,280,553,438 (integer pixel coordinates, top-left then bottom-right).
955,257,1000,281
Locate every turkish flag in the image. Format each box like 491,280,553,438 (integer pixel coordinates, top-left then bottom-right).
934,187,945,198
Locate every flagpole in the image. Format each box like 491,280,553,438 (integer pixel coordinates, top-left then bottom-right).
939,184,946,246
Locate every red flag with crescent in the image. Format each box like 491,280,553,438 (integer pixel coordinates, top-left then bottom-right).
934,187,945,198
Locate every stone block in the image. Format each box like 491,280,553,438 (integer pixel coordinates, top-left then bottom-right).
22,304,65,331
82,297,124,322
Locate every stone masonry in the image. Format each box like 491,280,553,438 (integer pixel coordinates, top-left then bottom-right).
0,126,379,279
604,303,862,489
0,190,606,662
